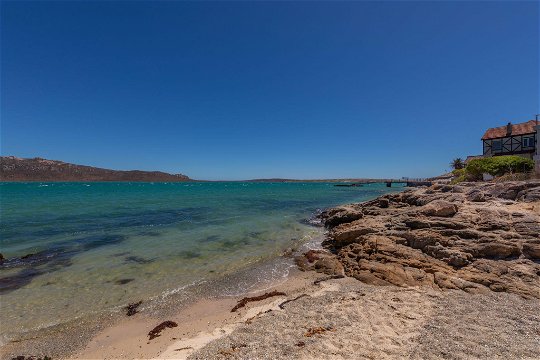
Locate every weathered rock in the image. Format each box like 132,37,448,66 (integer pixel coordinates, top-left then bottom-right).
295,250,344,276
512,215,540,238
378,198,390,208
421,200,458,217
486,181,540,200
322,206,363,228
313,257,345,276
320,180,540,299
404,219,431,229
473,241,520,259
518,187,540,202
522,240,540,259
467,190,486,202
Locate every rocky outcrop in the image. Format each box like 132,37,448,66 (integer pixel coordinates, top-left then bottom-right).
295,250,345,277
315,181,540,298
0,156,191,182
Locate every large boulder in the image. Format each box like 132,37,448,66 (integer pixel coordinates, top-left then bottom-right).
294,250,344,276
421,200,458,217
322,206,363,228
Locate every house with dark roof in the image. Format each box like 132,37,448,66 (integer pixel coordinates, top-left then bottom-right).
481,119,540,174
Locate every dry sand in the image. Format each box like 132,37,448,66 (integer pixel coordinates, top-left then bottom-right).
186,278,540,360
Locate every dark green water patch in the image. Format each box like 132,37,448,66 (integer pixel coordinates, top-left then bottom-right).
178,250,202,259
114,278,135,285
0,253,74,295
124,256,154,264
0,233,129,293
202,235,221,242
138,231,162,237
0,207,212,244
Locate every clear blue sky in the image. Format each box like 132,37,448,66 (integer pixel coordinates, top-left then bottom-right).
1,1,538,180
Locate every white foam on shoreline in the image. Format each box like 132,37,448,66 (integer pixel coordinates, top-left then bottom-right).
158,279,208,300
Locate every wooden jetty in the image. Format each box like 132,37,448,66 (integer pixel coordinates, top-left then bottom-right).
334,179,432,188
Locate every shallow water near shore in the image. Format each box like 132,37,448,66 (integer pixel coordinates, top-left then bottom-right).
0,181,402,345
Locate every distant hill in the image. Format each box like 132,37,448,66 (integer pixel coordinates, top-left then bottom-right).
0,156,191,182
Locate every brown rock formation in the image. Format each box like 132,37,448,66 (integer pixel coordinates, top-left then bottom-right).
316,181,540,299
295,249,345,277
0,156,190,182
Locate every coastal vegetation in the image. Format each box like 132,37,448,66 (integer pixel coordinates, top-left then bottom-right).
450,158,464,170
451,155,534,183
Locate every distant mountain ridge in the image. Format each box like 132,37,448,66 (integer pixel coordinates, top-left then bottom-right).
0,156,191,182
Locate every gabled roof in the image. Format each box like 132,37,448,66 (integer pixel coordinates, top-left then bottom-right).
482,120,538,140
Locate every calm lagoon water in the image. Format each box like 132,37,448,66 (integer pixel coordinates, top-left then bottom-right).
0,181,402,342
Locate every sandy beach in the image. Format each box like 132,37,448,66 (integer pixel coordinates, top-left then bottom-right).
73,269,321,360
75,270,540,360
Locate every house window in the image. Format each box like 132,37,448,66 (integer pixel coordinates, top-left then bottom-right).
492,140,502,152
523,137,535,148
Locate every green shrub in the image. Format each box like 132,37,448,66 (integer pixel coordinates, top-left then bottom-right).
450,174,467,184
465,156,534,179
450,168,465,184
464,159,488,180
450,167,479,183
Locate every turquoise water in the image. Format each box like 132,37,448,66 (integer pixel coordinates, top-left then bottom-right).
0,181,401,342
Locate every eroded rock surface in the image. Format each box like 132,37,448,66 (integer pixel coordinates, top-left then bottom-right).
317,181,540,298
295,250,345,277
